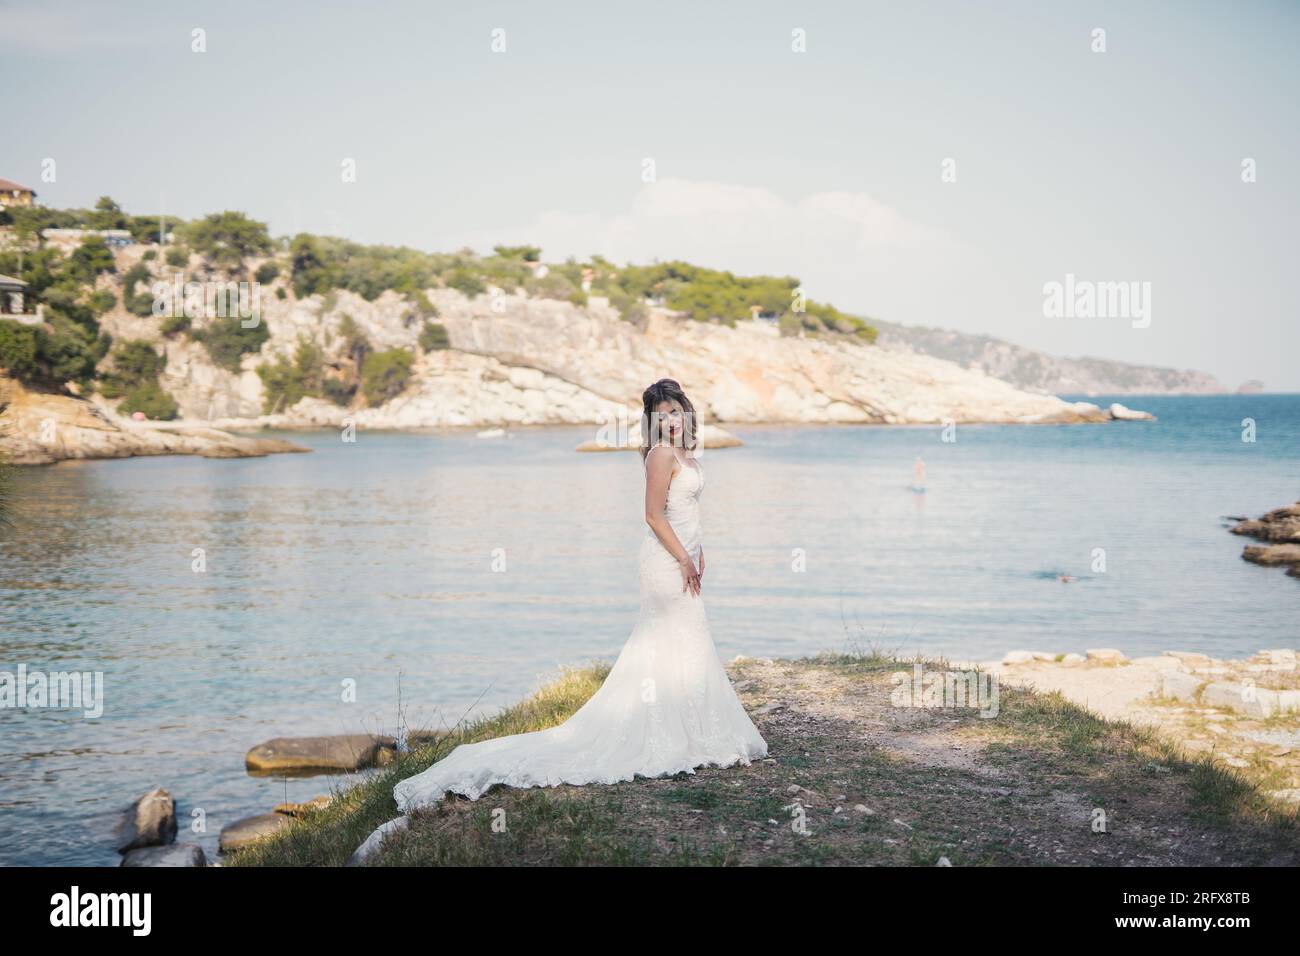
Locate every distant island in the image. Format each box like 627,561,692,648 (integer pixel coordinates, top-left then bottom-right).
1,195,1156,464
871,318,1226,396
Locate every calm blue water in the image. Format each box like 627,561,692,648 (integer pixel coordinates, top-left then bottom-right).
1,394,1297,865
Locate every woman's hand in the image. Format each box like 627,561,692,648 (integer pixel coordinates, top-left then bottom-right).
679,556,701,597
698,548,705,579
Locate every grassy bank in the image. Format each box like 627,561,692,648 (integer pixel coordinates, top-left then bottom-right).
227,653,1300,867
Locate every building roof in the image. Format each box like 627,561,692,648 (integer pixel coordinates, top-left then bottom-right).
0,178,36,193
0,273,29,288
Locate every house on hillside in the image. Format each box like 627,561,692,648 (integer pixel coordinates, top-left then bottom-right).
0,178,36,209
40,228,135,251
0,274,42,325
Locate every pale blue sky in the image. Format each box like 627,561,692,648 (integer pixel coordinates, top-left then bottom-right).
3,0,1297,389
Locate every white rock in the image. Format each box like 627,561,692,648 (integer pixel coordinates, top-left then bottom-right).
1108,402,1156,421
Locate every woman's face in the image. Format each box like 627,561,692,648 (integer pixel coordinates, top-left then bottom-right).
655,400,684,444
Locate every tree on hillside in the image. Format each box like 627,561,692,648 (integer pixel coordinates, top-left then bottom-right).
186,211,273,271
493,244,541,262
88,197,128,231
68,236,117,283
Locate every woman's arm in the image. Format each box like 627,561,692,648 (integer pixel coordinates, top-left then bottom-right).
644,445,701,596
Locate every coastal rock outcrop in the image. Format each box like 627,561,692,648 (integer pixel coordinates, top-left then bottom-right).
0,375,310,465
91,270,1154,432
1230,503,1300,579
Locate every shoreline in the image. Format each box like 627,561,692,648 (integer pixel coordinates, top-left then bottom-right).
206,648,1299,868
5,394,1161,466
98,645,1300,867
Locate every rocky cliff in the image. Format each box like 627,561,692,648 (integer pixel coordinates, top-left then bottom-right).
92,259,1145,432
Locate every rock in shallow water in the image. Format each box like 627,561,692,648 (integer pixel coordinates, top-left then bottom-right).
115,787,177,853
121,843,207,867
219,812,293,852
245,734,397,773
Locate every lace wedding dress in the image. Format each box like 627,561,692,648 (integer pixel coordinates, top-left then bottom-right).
391,454,768,813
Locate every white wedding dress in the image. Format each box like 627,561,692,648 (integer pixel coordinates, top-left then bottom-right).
391,454,768,813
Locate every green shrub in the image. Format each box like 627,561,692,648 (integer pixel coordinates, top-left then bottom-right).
289,234,336,298
122,263,156,316
525,270,580,302
192,317,270,371
100,339,166,398
165,246,189,268
410,290,437,316
185,211,273,270
493,244,540,262
118,382,179,420
0,319,40,378
254,261,280,285
160,315,191,337
418,321,450,351
446,268,486,298
322,376,354,406
33,319,108,385
257,339,324,414
360,348,414,406
68,237,117,284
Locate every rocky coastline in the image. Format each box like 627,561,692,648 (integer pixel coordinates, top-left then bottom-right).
2,246,1160,466
103,644,1298,866
1229,501,1300,579
0,375,309,465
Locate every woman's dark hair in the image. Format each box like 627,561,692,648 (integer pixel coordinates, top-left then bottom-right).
640,378,698,460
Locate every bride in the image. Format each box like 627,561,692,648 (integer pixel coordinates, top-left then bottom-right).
389,378,768,816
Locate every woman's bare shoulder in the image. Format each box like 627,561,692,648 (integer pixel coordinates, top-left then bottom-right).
644,444,680,472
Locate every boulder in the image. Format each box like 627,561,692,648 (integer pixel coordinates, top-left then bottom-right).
219,812,293,852
115,787,177,853
245,734,398,773
1159,671,1205,703
1107,402,1156,421
1242,544,1300,567
121,844,207,867
1085,648,1127,663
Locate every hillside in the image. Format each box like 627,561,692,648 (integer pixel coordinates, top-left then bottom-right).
0,203,1153,456
872,318,1225,395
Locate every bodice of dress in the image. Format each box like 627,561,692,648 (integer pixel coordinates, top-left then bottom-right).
646,455,704,555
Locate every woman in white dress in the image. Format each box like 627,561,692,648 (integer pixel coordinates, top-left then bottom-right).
389,378,768,814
